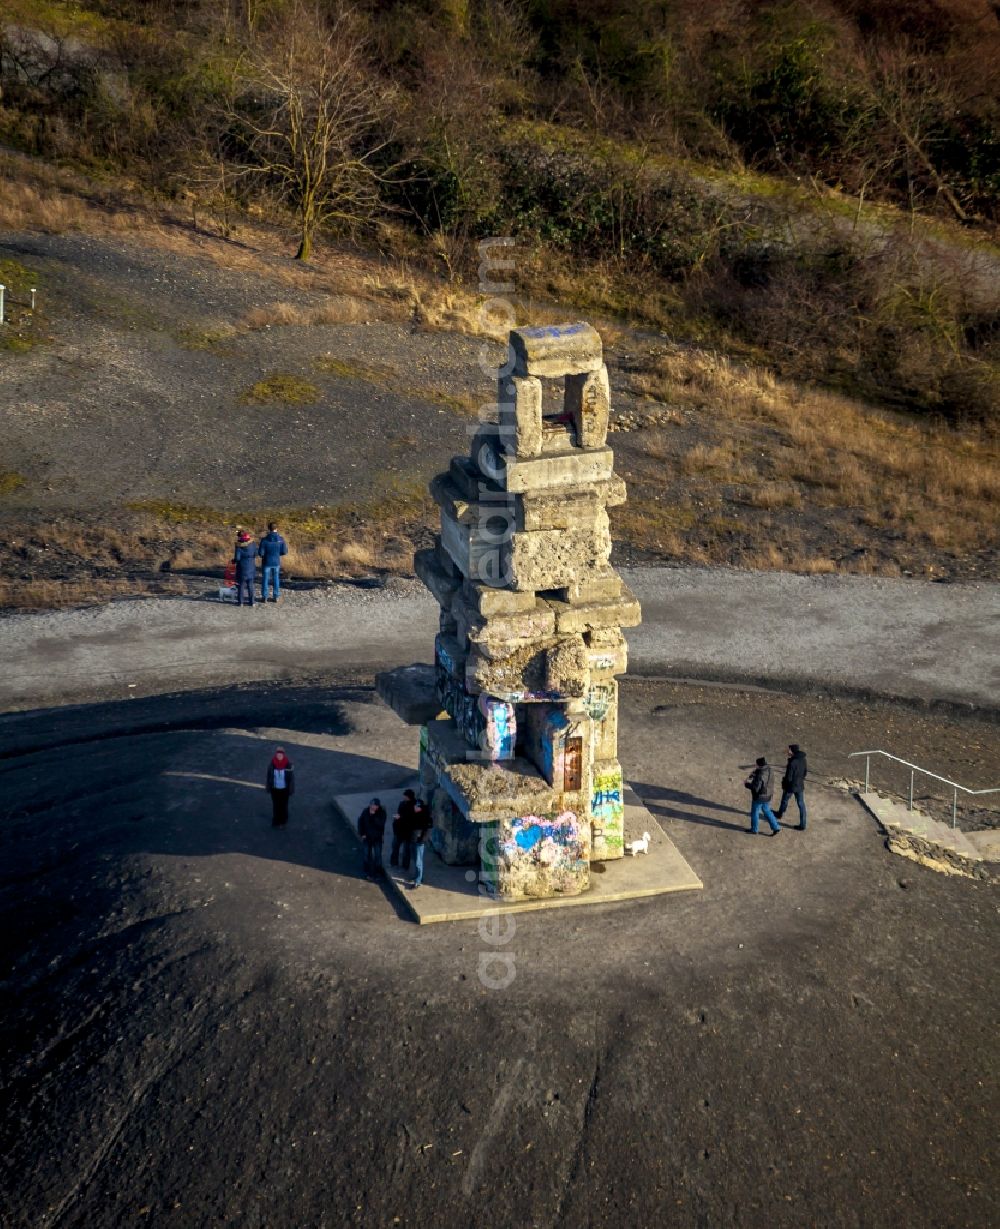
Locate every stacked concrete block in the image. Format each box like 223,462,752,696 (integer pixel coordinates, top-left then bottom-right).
380,322,640,899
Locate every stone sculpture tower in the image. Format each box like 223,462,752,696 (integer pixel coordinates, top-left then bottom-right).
386,322,640,899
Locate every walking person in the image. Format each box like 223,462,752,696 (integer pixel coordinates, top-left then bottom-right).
358,798,387,878
266,747,295,826
744,756,781,836
404,797,432,889
391,789,416,869
233,530,258,608
775,744,808,830
258,521,288,603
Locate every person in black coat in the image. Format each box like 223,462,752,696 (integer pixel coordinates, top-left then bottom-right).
775,744,808,830
391,789,416,869
403,798,432,888
744,756,781,835
266,748,295,826
358,798,387,877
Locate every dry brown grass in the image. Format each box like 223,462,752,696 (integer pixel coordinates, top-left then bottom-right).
628,346,999,558
0,493,430,610
0,576,187,610
168,516,418,582
241,296,375,330
409,283,531,338
680,441,755,482
739,482,804,510
0,177,91,233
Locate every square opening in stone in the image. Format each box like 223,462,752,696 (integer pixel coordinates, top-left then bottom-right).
540,377,578,452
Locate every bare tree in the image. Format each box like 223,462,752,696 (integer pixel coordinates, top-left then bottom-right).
857,41,971,225
229,6,395,260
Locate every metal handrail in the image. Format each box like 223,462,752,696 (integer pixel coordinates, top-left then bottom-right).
848,749,1000,828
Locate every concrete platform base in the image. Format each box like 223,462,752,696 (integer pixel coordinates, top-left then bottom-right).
333,784,702,924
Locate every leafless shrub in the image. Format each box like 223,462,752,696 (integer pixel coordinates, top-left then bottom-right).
241,296,373,329
226,4,397,261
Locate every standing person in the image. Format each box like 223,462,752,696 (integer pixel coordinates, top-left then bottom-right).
233,530,258,608
391,789,416,869
266,747,295,826
357,798,387,878
775,744,808,830
744,756,781,836
404,797,432,889
258,521,288,603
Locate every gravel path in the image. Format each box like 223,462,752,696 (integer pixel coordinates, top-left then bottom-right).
1,566,996,712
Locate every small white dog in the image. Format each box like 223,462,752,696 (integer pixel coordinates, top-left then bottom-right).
626,831,651,856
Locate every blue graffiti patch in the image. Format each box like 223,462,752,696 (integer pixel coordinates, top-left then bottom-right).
514,824,544,851
519,322,588,340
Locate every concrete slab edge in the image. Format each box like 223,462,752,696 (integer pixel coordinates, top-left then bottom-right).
331,792,703,925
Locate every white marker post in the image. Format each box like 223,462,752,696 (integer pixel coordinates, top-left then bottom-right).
0,285,5,324
30,288,36,311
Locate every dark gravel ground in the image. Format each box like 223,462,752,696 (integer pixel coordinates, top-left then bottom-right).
1,678,997,1228
0,232,484,513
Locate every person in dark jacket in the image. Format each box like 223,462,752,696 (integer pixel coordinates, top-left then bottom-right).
744,756,781,836
257,521,288,603
358,797,387,877
266,748,295,826
775,744,808,830
403,797,432,888
391,789,416,869
233,530,258,607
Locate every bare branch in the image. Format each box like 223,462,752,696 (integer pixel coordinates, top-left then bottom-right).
223,3,397,259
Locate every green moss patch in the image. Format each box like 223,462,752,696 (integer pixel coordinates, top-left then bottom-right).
241,373,321,405
0,255,40,291
0,470,26,494
175,324,237,352
125,499,220,524
313,355,391,382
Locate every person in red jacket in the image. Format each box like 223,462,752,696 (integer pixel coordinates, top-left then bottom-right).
266,748,295,826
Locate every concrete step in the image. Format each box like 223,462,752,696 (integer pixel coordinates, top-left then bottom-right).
881,805,936,837
936,828,984,861
858,791,984,863
966,830,1000,861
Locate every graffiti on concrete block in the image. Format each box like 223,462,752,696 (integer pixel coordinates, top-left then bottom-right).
478,695,516,760
591,765,624,853
592,767,623,812
502,810,584,868
587,652,617,673
584,682,614,721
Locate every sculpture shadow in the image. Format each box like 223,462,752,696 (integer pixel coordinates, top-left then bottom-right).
146,730,419,920
2,704,419,923
632,782,748,833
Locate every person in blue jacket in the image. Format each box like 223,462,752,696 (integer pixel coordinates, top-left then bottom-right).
233,530,257,607
257,521,288,603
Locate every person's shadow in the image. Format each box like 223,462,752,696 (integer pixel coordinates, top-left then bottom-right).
631,782,747,832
